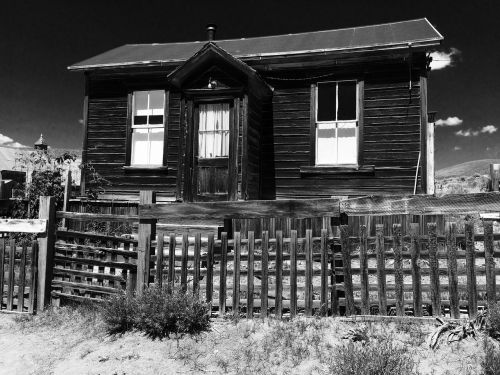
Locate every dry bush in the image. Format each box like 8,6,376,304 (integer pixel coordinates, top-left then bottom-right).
482,338,500,375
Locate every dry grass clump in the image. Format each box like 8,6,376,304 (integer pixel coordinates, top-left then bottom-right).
435,174,490,196
482,338,500,375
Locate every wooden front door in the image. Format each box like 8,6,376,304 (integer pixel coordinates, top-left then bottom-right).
193,101,233,201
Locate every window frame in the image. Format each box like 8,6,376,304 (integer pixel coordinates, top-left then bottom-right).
125,89,169,169
309,79,364,168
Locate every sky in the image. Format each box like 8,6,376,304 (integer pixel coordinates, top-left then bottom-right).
1,0,499,169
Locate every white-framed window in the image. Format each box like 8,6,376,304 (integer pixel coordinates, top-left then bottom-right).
198,103,230,158
315,81,358,165
130,90,165,166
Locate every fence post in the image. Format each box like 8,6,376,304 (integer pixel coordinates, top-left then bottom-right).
61,169,72,229
137,190,156,294
490,164,500,192
37,196,56,311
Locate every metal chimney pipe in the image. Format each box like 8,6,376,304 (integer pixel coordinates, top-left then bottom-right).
206,24,217,41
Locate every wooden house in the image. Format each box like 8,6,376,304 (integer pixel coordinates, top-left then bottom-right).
69,18,442,202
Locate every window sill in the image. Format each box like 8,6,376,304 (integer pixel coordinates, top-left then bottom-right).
122,166,169,173
300,165,375,176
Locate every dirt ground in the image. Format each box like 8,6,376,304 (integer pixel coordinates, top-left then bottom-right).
0,312,491,375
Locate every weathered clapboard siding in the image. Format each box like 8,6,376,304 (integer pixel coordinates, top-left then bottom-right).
268,67,423,199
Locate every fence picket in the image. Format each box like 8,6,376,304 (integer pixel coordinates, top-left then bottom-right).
393,224,404,316
7,240,15,310
483,220,496,308
320,228,328,316
17,244,28,312
376,224,387,315
168,233,176,285
305,229,313,316
233,232,241,317
330,257,338,316
290,230,298,318
194,233,201,296
220,232,228,316
275,230,283,319
446,222,460,318
465,221,478,318
0,239,5,310
359,225,369,315
156,232,164,287
261,231,269,318
206,234,214,303
410,223,422,317
28,241,38,314
181,234,188,292
341,225,355,315
247,231,255,318
427,223,441,316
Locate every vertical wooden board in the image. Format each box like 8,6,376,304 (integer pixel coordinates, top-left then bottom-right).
247,231,255,318
275,230,283,319
465,221,478,318
168,233,176,286
320,228,329,316
38,196,56,311
446,222,459,318
340,225,355,316
206,234,214,303
261,231,269,318
219,232,228,315
359,225,369,315
17,244,27,312
7,240,15,310
28,241,38,314
375,224,387,315
330,257,338,316
137,191,156,292
156,232,165,287
290,230,298,318
393,224,404,316
305,229,313,316
483,221,496,308
427,223,441,316
194,233,201,295
181,233,188,292
410,223,422,317
0,239,5,310
233,232,241,317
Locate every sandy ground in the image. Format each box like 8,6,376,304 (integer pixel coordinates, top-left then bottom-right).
0,312,490,375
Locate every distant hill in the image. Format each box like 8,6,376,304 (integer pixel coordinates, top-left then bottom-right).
436,159,500,179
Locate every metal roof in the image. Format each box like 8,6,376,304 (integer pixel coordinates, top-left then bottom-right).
69,18,443,71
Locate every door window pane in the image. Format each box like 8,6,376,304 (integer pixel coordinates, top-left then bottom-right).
199,103,230,158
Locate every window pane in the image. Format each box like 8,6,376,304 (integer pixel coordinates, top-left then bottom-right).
131,129,149,165
134,115,148,125
317,82,336,122
337,82,357,120
149,128,164,165
198,103,230,158
316,123,336,165
134,91,149,117
337,122,357,164
149,90,164,116
149,115,164,125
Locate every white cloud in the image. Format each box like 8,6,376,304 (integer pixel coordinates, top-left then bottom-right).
429,48,461,70
435,116,463,127
455,129,479,137
481,125,498,134
453,146,462,151
0,133,28,148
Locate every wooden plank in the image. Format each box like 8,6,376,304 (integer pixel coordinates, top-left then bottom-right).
0,239,5,310
156,232,164,287
341,225,355,316
446,222,460,318
0,219,47,234
393,224,404,316
290,230,298,318
28,241,38,314
359,225,369,315
56,211,138,222
483,220,496,307
61,169,72,229
426,122,435,194
330,257,338,316
305,229,313,316
427,222,441,316
56,230,137,244
275,230,283,319
206,234,214,303
139,198,341,220
17,244,27,312
194,233,201,295
168,233,176,285
232,232,241,317
7,240,15,310
137,191,156,294
491,164,500,192
53,267,125,282
465,221,478,318
181,233,188,292
219,232,228,316
375,224,387,315
37,196,56,311
409,223,422,317
247,231,255,318
320,228,329,316
261,231,269,318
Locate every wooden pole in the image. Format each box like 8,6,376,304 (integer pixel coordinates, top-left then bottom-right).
37,196,56,311
61,169,72,229
426,121,435,195
136,191,156,294
490,164,500,192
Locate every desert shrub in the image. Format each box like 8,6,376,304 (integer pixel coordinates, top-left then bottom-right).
487,303,500,340
482,338,500,375
325,339,419,375
101,285,211,339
